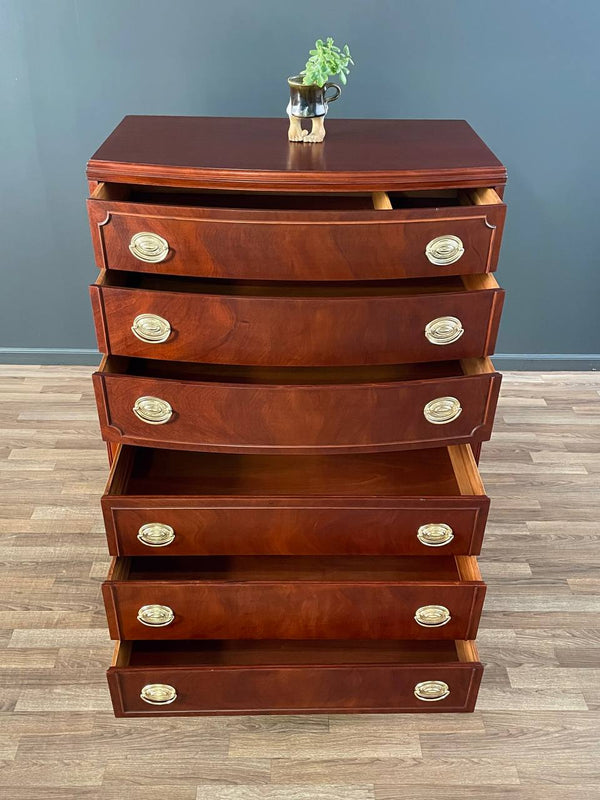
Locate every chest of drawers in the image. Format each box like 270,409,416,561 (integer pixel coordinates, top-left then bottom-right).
87,116,506,716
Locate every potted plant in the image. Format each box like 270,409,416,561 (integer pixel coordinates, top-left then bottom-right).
287,37,354,143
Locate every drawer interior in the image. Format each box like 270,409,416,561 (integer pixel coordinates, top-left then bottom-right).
97,270,499,297
113,638,479,668
92,183,375,210
105,444,485,499
92,182,501,212
107,554,481,583
386,187,503,209
100,355,496,386
98,270,477,297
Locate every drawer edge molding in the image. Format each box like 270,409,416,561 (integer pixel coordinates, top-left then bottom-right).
87,161,508,192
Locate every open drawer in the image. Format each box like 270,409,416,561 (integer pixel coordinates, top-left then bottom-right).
102,443,489,557
93,355,501,455
107,639,483,716
102,552,485,641
91,271,504,367
88,184,506,281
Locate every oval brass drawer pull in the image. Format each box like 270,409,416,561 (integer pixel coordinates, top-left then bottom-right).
137,604,175,627
137,522,176,548
140,683,177,705
414,680,450,702
133,396,173,425
425,235,464,266
414,605,451,627
423,396,462,424
417,523,454,547
129,232,169,263
425,316,464,345
131,313,172,344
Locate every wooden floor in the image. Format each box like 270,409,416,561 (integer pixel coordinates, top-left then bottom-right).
0,365,599,799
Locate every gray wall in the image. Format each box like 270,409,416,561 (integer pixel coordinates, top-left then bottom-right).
2,0,599,366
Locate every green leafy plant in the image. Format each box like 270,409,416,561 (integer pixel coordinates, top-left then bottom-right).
301,37,354,86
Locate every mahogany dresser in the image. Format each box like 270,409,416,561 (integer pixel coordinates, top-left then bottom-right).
87,116,506,716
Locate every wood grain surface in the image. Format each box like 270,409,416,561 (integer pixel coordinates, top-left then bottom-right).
87,185,505,281
86,116,507,191
91,272,505,367
93,358,501,454
102,554,485,641
0,365,599,797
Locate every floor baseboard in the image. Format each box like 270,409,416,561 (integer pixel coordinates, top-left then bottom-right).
491,354,600,370
0,348,102,366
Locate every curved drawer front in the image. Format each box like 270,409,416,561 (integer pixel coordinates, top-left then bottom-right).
92,283,504,367
88,197,505,281
94,370,501,455
103,502,489,557
104,582,485,641
108,658,482,716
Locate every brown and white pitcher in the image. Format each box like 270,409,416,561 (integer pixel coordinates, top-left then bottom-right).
286,74,341,143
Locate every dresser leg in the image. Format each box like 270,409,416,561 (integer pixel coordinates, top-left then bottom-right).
471,441,482,465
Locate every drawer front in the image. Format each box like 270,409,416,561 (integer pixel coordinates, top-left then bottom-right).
94,371,501,455
88,199,505,281
102,500,489,557
91,283,504,367
103,582,485,640
108,662,483,716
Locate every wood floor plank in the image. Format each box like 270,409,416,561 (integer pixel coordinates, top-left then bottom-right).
16,727,230,759
9,628,110,648
14,685,113,712
197,787,375,800
0,758,105,787
374,787,596,800
475,688,588,711
102,757,271,786
328,713,485,733
269,758,521,786
419,722,599,759
228,731,421,759
9,790,194,800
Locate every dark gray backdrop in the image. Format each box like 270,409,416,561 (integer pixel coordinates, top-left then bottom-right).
2,0,599,367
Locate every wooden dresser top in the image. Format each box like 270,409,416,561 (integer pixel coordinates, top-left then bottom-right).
87,116,506,192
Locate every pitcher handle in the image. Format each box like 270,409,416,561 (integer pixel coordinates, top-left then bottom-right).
323,82,341,104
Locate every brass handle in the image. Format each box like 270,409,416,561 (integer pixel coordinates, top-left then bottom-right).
414,680,450,702
140,683,177,705
424,396,462,425
425,316,464,345
137,604,175,627
131,313,171,344
417,523,454,547
133,396,173,425
137,522,175,548
129,232,169,263
425,235,464,266
414,605,451,627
